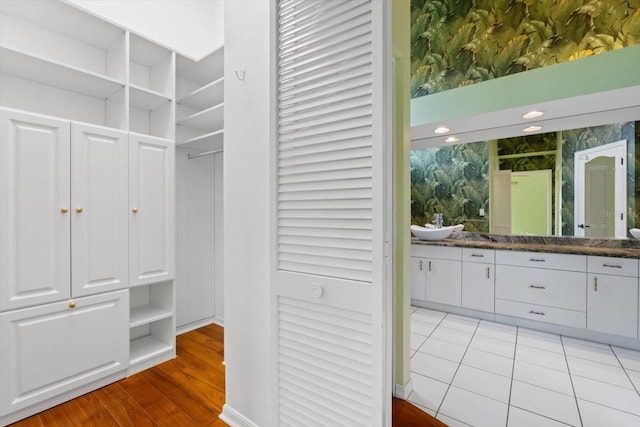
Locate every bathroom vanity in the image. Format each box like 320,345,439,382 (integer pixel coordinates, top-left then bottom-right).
411,234,640,349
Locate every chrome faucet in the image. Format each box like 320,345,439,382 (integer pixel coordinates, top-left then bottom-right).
433,213,443,229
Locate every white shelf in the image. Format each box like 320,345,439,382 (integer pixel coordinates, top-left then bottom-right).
130,84,172,110
178,103,224,132
178,77,224,110
129,335,173,365
130,305,173,328
178,129,224,147
0,45,124,99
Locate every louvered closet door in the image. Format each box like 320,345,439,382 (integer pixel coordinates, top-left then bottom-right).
274,1,389,426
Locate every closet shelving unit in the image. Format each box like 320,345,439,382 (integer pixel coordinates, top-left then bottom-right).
176,46,224,154
0,0,227,385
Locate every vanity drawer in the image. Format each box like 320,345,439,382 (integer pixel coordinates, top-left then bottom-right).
462,248,495,263
496,250,586,272
495,266,586,311
496,299,586,329
411,245,462,261
587,256,638,277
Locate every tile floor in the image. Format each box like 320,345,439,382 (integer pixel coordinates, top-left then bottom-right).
409,306,640,427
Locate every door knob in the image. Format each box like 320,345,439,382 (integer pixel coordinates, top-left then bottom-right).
69,301,76,308
75,207,83,213
60,207,68,213
132,208,139,213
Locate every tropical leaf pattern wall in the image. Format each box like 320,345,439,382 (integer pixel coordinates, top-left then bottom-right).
411,0,640,97
411,142,490,231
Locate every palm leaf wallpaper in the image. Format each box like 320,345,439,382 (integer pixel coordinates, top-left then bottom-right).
411,0,640,97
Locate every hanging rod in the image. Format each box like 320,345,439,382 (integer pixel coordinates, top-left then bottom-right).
188,149,223,159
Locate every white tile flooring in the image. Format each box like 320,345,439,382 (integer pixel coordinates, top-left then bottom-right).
409,306,640,427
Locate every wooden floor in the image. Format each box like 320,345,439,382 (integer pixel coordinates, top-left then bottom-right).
10,324,444,426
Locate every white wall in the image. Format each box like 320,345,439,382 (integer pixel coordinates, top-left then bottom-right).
65,0,224,60
221,0,271,425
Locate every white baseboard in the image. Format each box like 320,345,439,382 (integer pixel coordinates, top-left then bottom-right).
219,404,259,427
176,315,224,336
394,377,413,399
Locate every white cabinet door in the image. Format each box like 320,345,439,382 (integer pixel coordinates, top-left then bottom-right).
0,290,129,417
426,258,462,306
0,109,71,311
129,133,174,286
587,273,638,338
71,123,128,297
411,257,426,301
462,262,494,312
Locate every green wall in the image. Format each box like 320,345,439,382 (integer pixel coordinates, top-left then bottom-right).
393,0,411,394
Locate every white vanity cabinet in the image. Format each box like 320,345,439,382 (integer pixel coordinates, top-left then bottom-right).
462,248,495,312
412,245,462,307
587,256,639,338
495,251,587,329
0,290,129,420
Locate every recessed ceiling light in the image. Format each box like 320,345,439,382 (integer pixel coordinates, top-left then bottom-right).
522,110,544,119
444,136,459,143
434,126,450,134
523,125,542,132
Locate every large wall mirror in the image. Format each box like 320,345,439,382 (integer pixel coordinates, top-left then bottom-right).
410,97,639,239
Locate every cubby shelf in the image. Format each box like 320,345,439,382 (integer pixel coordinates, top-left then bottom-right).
0,45,124,98
177,103,223,132
130,84,172,110
130,305,173,328
178,77,224,110
129,335,173,365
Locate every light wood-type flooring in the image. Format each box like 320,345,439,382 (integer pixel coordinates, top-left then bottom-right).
10,324,443,427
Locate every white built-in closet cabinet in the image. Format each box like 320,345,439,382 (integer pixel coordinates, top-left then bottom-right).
0,1,223,424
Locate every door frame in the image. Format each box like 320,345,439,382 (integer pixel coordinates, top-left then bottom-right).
574,140,627,238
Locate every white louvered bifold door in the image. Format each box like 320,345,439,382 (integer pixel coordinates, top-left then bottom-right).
273,1,390,426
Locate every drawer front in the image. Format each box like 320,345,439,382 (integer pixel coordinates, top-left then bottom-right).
496,299,586,329
496,266,586,311
496,250,586,272
588,256,638,277
411,244,462,261
462,248,495,263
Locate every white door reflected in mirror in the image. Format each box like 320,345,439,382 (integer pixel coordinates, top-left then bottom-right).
574,140,627,238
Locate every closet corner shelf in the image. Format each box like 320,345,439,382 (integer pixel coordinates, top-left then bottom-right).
177,129,224,148
130,305,173,328
177,103,224,132
129,84,172,110
178,77,224,110
129,335,173,365
0,45,124,98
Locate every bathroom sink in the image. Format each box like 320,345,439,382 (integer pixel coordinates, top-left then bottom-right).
630,228,640,238
411,225,455,241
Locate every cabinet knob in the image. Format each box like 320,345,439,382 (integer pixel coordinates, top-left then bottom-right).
75,207,83,213
132,208,139,213
60,207,69,213
69,301,76,308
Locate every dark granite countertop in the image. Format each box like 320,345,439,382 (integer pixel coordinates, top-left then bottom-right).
411,233,640,259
